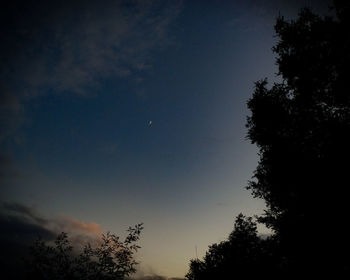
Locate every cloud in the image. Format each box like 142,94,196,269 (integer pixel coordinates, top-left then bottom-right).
135,275,185,280
1,201,48,226
64,217,103,234
136,276,167,280
0,202,183,280
133,265,186,280
0,201,104,242
134,268,186,280
0,0,182,142
0,201,105,277
0,203,55,246
51,215,104,249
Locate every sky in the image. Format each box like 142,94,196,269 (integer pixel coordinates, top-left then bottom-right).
0,0,331,278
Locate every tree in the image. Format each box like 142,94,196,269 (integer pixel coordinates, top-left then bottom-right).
246,0,350,275
187,1,350,278
186,214,275,280
27,224,143,280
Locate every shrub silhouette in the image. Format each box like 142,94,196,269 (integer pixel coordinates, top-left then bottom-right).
27,224,143,280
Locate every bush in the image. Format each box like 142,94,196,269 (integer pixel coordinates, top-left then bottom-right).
27,223,143,280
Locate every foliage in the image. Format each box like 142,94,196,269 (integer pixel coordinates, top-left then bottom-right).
187,1,350,278
27,224,143,280
246,0,350,275
186,214,276,279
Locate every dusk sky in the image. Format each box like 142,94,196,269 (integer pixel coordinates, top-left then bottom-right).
0,0,330,278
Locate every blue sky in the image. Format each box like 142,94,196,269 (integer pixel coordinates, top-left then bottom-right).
0,0,330,278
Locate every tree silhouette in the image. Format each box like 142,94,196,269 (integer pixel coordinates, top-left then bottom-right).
187,1,350,278
186,214,277,279
27,224,143,280
246,0,350,276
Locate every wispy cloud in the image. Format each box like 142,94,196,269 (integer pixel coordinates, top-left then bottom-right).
0,201,104,244
0,0,182,141
0,201,106,278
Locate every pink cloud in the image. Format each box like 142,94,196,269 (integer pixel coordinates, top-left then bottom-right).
65,218,103,234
